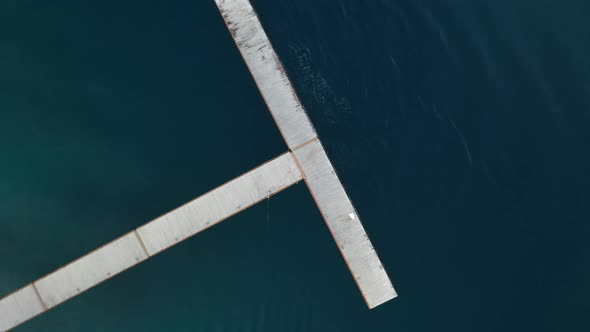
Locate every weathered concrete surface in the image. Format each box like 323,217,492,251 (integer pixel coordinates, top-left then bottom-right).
293,140,397,308
34,232,149,309
0,285,45,332
137,152,303,255
216,0,317,150
0,152,302,331
215,0,397,309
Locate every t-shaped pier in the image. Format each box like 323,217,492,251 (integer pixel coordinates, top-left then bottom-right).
0,0,396,330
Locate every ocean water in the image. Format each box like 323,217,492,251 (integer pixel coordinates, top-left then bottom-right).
2,0,590,331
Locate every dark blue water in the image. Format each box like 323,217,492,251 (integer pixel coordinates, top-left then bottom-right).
2,1,590,331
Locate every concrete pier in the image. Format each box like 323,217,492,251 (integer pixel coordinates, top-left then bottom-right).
215,0,317,150
293,140,397,308
34,232,149,309
215,0,397,309
0,153,302,331
0,286,45,332
1,1,397,328
136,152,302,255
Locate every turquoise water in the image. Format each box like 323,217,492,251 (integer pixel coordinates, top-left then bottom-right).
2,0,590,331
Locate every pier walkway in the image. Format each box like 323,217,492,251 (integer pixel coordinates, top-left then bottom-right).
1,0,396,330
0,153,302,331
216,0,396,309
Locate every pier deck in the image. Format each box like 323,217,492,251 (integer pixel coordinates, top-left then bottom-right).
0,153,302,331
1,1,397,329
215,0,396,309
